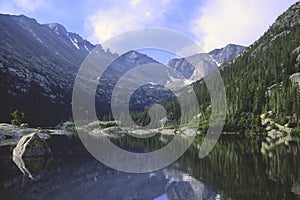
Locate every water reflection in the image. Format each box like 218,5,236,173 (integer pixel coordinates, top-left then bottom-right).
0,135,300,199
12,155,50,180
178,136,300,199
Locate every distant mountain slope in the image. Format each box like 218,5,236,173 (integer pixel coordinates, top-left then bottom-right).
167,53,217,81
96,50,174,115
166,44,245,82
209,44,246,66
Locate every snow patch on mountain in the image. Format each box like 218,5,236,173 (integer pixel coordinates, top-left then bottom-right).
70,37,80,49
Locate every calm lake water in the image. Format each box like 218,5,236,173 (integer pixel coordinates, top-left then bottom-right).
0,134,300,200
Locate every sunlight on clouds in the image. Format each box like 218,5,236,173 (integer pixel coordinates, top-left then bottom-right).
191,0,299,51
86,0,172,45
87,9,136,44
130,0,142,7
12,0,45,12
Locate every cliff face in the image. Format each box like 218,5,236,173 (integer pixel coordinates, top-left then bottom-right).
0,14,111,126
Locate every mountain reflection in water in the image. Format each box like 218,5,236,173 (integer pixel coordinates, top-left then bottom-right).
0,134,299,200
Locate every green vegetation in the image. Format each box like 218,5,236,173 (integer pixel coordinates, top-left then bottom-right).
10,109,25,126
117,5,300,134
291,127,300,137
188,21,300,132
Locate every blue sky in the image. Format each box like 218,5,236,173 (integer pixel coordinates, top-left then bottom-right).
0,0,298,54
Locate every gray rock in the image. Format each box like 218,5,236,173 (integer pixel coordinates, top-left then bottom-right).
0,123,35,138
160,129,175,135
0,133,5,141
99,121,118,128
62,121,75,130
103,127,125,135
13,133,51,157
20,123,29,128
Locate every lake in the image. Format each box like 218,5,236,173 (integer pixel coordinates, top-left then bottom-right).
0,134,300,200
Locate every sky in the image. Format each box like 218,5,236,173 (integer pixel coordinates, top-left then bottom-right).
0,0,299,54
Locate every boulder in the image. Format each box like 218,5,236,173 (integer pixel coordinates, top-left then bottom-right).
62,121,75,130
181,128,197,137
13,133,51,157
99,121,118,128
160,129,175,135
0,123,36,138
20,123,29,128
103,127,125,135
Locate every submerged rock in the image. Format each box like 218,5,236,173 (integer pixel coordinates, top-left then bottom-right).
13,133,51,157
13,155,50,180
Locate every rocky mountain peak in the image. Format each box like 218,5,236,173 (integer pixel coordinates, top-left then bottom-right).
121,50,158,64
271,2,300,31
209,44,246,66
246,2,300,58
11,14,38,23
46,23,68,36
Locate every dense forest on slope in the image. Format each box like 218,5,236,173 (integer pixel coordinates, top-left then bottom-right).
193,2,300,132
33,2,298,134
130,2,300,133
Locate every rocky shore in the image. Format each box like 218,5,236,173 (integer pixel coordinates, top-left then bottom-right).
0,121,201,147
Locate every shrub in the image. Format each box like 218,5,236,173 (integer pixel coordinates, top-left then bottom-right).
291,127,300,137
11,110,25,126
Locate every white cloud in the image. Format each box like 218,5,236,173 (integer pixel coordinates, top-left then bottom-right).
129,0,142,7
12,0,45,12
0,0,45,14
191,0,299,51
85,0,172,45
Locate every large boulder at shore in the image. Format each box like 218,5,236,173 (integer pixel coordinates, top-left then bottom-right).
13,133,51,157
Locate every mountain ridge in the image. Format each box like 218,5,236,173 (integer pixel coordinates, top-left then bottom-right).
209,44,246,66
0,13,246,126
0,13,112,126
190,1,300,132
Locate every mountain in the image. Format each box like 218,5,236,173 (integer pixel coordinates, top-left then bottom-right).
0,14,115,126
0,13,242,126
0,14,174,126
3,8,297,131
209,44,246,66
95,50,174,115
166,44,245,83
189,2,300,132
167,53,217,82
